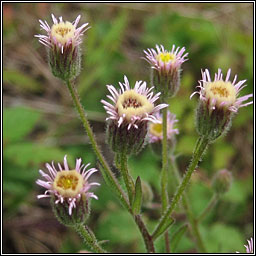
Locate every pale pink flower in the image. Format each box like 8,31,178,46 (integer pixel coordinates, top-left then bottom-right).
190,68,253,112
143,44,188,74
101,76,168,130
36,155,100,215
35,14,89,52
148,111,179,143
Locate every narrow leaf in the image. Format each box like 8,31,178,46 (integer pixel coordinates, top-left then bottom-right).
152,216,175,241
170,224,188,252
132,176,142,215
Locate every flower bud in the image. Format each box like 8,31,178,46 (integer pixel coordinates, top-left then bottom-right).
141,181,154,207
212,169,232,195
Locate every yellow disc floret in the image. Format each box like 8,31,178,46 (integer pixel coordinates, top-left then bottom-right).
116,90,154,121
156,52,176,63
51,22,75,45
205,80,237,107
149,122,163,138
53,170,83,197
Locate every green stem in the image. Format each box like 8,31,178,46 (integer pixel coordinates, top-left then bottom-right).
153,136,209,241
161,107,169,212
161,107,169,252
170,155,206,253
65,80,153,253
197,194,219,223
74,225,106,253
65,80,130,212
120,152,135,205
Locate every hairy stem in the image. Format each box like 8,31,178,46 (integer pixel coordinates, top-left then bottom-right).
65,80,154,253
120,153,135,205
65,80,130,212
161,107,170,252
74,225,106,253
153,136,209,240
170,155,206,252
197,194,219,223
135,215,155,253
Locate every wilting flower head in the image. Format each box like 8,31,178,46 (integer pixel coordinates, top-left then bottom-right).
191,68,253,141
36,155,99,225
144,44,188,99
101,76,168,155
35,14,90,81
236,237,253,253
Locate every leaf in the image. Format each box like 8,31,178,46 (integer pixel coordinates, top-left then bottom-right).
3,106,42,144
152,215,175,241
4,142,67,167
170,224,188,252
3,69,42,92
132,176,142,215
201,223,244,253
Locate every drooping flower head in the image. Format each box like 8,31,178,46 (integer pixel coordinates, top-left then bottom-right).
143,44,188,99
148,111,179,155
148,111,179,143
191,68,253,141
101,76,168,155
236,237,253,253
36,155,100,225
35,14,90,81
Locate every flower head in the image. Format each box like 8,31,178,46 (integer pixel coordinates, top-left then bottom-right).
35,14,89,51
191,68,253,112
148,111,179,144
101,76,168,155
35,14,90,81
144,44,188,75
236,237,253,253
36,155,100,217
144,44,188,99
191,68,253,141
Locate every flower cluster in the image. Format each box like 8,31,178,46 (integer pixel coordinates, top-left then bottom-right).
236,238,253,253
35,14,90,81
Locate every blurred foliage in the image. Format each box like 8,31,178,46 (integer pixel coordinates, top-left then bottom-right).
3,2,253,253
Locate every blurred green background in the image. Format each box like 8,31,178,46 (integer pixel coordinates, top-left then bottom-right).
3,3,253,253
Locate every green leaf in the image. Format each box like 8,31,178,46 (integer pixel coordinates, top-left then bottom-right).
152,215,175,241
3,69,42,92
132,176,142,215
201,223,244,253
3,106,42,144
170,224,188,252
4,142,68,167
